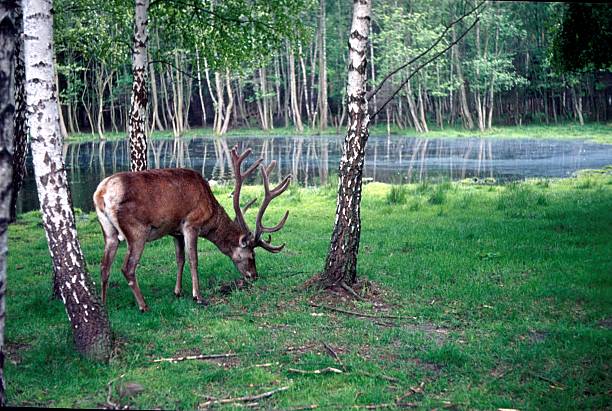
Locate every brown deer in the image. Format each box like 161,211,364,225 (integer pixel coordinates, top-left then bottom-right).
93,146,291,312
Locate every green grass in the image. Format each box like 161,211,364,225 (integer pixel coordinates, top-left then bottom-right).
66,122,612,144
5,170,612,409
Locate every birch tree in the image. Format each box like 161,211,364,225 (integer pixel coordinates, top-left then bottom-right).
0,1,18,403
24,0,111,361
319,0,371,287
128,0,149,171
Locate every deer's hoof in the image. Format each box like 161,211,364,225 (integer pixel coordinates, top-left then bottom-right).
139,305,150,313
194,297,209,306
174,291,182,298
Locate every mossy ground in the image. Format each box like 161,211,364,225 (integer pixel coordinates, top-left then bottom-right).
5,170,612,409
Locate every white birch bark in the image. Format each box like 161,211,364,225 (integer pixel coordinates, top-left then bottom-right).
23,0,111,361
288,46,304,132
321,0,371,286
128,0,149,171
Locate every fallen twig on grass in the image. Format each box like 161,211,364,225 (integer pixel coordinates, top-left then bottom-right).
396,382,425,402
357,371,400,383
340,281,365,301
529,372,566,389
152,352,238,363
287,367,344,375
322,342,345,370
309,302,416,320
105,373,126,410
198,386,290,408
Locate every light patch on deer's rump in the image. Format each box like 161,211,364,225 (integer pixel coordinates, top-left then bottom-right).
94,177,127,242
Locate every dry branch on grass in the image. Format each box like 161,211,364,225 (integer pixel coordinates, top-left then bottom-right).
152,352,238,363
287,367,344,375
309,302,416,320
198,386,290,408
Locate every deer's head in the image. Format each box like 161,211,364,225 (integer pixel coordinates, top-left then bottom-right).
229,146,291,281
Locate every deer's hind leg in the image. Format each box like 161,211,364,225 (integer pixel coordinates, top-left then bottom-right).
119,218,150,312
96,209,120,304
172,235,185,297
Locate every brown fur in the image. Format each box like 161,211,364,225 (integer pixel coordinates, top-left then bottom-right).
93,168,252,312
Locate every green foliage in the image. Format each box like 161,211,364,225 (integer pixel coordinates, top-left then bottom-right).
551,4,612,73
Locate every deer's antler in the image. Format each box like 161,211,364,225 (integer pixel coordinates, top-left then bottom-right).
230,146,262,234
230,146,291,252
254,161,291,253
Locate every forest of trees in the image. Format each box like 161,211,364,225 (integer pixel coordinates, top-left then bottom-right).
54,0,612,139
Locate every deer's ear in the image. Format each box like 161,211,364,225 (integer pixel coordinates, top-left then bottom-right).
239,234,249,248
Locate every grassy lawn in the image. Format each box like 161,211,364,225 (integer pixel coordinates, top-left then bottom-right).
5,170,612,409
66,122,612,144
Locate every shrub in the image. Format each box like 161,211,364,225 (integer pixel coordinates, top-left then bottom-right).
387,184,408,205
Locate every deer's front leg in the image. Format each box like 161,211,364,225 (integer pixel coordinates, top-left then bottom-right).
173,235,185,297
183,227,206,305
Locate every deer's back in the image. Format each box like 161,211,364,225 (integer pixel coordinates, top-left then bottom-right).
94,168,218,231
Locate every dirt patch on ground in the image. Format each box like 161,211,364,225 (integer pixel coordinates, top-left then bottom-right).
518,330,548,343
403,323,451,346
306,277,399,313
4,341,31,365
404,358,443,373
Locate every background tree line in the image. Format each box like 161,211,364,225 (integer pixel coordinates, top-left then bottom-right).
53,0,612,138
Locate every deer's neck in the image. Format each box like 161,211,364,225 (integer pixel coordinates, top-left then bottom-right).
200,206,241,256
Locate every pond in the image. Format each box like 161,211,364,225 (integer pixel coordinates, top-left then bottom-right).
16,135,612,213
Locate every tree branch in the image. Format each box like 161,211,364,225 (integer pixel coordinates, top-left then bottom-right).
366,0,485,102
371,16,480,120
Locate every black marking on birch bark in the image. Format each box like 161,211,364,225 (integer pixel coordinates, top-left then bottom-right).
10,1,27,223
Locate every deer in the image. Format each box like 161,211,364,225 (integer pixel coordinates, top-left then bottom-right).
93,146,291,312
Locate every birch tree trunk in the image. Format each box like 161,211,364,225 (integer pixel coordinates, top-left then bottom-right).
128,0,149,171
195,46,206,127
453,26,474,130
0,2,18,403
319,0,371,287
10,0,27,223
24,0,112,361
288,46,304,131
318,0,328,130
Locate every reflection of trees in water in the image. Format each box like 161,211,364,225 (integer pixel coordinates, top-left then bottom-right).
54,135,608,194
58,136,503,185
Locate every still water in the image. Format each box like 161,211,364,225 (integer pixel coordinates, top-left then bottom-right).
16,135,612,213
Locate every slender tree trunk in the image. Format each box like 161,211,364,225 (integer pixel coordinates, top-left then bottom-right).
318,0,328,130
299,45,312,126
571,85,584,125
24,0,111,361
273,55,282,120
195,46,207,127
128,0,149,171
0,2,18,403
288,46,304,131
10,1,27,223
417,82,429,133
219,70,233,134
319,0,371,287
149,51,164,131
453,26,474,130
260,68,269,130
